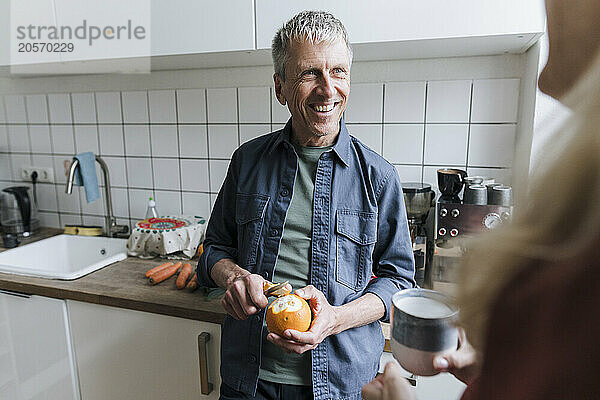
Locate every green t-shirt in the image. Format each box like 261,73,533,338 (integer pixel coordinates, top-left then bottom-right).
259,142,333,386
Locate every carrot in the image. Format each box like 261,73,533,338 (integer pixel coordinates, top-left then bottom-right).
176,263,193,289
186,274,198,291
145,262,173,278
148,262,182,285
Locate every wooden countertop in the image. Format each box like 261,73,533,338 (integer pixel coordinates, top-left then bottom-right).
0,255,227,324
0,229,392,349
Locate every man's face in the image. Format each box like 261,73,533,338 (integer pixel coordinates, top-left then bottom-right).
274,38,351,143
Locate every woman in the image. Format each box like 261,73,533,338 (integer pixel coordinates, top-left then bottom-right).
363,0,600,398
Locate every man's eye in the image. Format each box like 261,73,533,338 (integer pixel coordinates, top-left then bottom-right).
333,68,346,74
303,70,317,76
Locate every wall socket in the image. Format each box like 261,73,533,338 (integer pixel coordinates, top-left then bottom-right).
20,166,55,183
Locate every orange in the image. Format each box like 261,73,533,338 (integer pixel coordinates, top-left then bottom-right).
265,294,312,336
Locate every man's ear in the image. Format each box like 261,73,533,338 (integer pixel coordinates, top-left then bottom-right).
273,73,286,106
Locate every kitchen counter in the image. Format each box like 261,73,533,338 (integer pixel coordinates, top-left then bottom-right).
0,228,392,347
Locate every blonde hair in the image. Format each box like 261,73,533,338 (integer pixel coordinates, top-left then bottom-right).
457,49,600,351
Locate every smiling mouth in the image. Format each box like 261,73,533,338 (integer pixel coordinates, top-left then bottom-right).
309,102,339,114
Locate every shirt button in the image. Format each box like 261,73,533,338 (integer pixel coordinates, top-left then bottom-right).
262,270,270,279
270,228,278,236
280,189,289,197
248,354,257,363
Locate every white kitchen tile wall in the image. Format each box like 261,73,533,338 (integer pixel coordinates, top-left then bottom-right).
74,125,99,154
95,92,122,123
72,93,96,124
424,124,469,166
0,126,8,150
179,125,208,158
383,124,424,164
25,95,49,124
384,82,426,123
122,91,149,123
0,79,517,228
4,95,27,123
206,88,237,123
98,125,125,156
345,83,384,123
180,159,210,192
48,94,72,123
177,89,206,123
238,87,270,123
271,88,290,123
148,90,177,124
208,124,238,158
426,80,472,123
8,126,29,152
150,125,179,157
29,126,52,153
51,126,75,154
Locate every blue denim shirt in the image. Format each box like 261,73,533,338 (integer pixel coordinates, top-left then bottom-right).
198,119,415,400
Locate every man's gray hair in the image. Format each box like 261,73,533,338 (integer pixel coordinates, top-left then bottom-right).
272,10,353,81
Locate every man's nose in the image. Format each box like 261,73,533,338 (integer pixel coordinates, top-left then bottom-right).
317,73,336,98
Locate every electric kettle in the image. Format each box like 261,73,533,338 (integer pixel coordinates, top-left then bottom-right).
1,186,40,237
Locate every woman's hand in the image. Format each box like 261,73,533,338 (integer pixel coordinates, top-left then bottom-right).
433,328,480,385
362,362,416,400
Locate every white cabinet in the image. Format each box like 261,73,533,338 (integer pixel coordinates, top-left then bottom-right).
256,0,546,58
2,0,255,68
149,0,255,56
0,291,80,400
67,300,221,400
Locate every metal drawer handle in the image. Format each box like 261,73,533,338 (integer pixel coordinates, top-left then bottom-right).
198,332,213,395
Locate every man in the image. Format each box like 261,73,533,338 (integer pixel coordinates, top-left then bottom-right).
198,10,415,400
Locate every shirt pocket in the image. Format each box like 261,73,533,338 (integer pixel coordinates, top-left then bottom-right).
236,193,269,267
335,209,377,291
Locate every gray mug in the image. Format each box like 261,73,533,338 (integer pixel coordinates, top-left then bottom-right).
489,185,512,206
390,289,458,376
464,184,487,205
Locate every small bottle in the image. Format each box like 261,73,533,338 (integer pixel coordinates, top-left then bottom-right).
145,197,159,219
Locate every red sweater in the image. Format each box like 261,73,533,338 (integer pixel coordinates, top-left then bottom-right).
462,240,600,400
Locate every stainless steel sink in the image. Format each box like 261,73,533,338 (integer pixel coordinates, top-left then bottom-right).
0,234,127,279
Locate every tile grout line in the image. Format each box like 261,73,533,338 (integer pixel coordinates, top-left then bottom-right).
68,93,83,227
421,82,428,184
92,92,105,223
380,84,385,157
46,94,62,228
174,91,184,215
205,89,212,206
465,81,475,172
23,96,34,166
120,91,133,228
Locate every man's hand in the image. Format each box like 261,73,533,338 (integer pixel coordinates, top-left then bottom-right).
267,285,339,354
362,362,416,400
432,328,480,385
211,259,269,320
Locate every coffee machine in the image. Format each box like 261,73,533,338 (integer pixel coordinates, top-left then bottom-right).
402,183,435,287
432,169,513,285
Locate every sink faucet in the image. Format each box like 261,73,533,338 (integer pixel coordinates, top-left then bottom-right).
65,156,129,238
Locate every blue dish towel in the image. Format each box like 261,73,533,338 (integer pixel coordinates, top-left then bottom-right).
74,152,100,203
